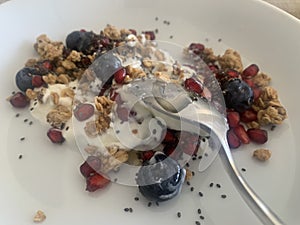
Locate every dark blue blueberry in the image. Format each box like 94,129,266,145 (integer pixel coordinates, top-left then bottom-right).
222,78,254,112
15,67,41,92
66,30,98,55
136,153,186,202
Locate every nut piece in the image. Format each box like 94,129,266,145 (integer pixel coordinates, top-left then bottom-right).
42,73,57,84
185,168,193,182
253,72,271,87
26,89,37,100
103,24,121,40
218,49,243,72
253,149,271,161
33,210,46,223
47,105,72,129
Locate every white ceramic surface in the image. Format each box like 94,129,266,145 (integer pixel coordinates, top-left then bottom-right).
0,0,299,224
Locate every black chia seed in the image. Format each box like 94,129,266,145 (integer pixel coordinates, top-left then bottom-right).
155,201,159,206
177,212,181,218
186,181,191,186
18,154,23,159
195,221,201,225
200,215,205,220
209,182,214,187
155,17,159,21
155,28,159,34
30,107,34,111
34,102,38,106
192,156,197,160
186,162,190,167
24,119,28,123
216,184,221,188
204,153,208,157
221,194,227,199
116,130,120,134
29,121,33,125
169,35,173,39
124,207,129,212
197,208,202,214
20,137,25,141
192,171,195,176
198,191,203,197
241,168,247,172
11,91,16,95
198,155,203,159
15,113,20,117
152,129,157,134
134,197,139,201
66,126,69,131
271,125,276,131
190,187,194,192
218,38,222,42
147,202,152,207
129,208,133,213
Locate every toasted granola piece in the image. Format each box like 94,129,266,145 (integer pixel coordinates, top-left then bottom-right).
103,24,121,40
253,149,271,161
34,34,64,60
33,210,46,223
253,72,271,87
218,49,243,73
46,105,72,129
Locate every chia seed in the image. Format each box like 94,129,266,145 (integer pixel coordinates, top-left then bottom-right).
66,126,69,131
192,156,197,160
34,102,38,106
216,184,221,188
186,162,190,167
200,215,205,220
15,113,20,117
29,121,33,125
195,221,201,225
155,17,159,21
155,28,159,34
124,207,129,212
218,38,222,42
198,155,202,160
169,35,173,39
186,181,191,186
134,197,139,201
241,168,247,172
24,119,28,123
30,107,34,111
18,154,23,159
198,191,203,197
192,171,195,176
129,207,133,213
197,208,201,214
271,125,276,131
209,182,214,187
221,194,227,199
204,153,208,157
147,202,152,207
190,187,194,192
177,212,181,218
20,137,25,141
155,201,159,206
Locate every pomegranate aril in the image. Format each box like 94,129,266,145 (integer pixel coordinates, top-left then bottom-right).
188,43,205,55
240,110,257,123
74,103,94,121
86,173,110,192
247,128,268,144
9,92,29,108
141,150,155,161
163,129,177,143
227,111,240,128
225,69,240,79
184,77,203,95
243,78,255,88
242,64,259,78
116,106,129,121
143,31,155,40
114,68,126,84
208,64,219,74
252,87,262,100
80,156,101,178
32,75,44,87
233,125,250,144
129,29,137,36
227,128,241,149
47,128,65,144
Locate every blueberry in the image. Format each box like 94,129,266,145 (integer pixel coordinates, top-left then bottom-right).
15,67,41,92
66,30,98,55
136,153,186,202
222,78,254,112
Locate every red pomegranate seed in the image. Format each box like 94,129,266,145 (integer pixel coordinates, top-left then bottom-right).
242,64,259,78
240,110,257,123
233,125,250,144
100,37,111,47
208,64,219,74
86,173,110,192
247,128,268,144
47,128,65,144
188,43,205,55
114,68,126,84
116,106,129,121
252,87,262,100
163,129,177,143
32,75,44,87
141,150,155,161
227,111,240,128
74,103,95,121
143,31,156,40
184,77,203,95
225,69,240,79
227,128,241,149
80,156,101,178
42,60,53,71
9,92,29,108
243,78,255,88
129,29,137,35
